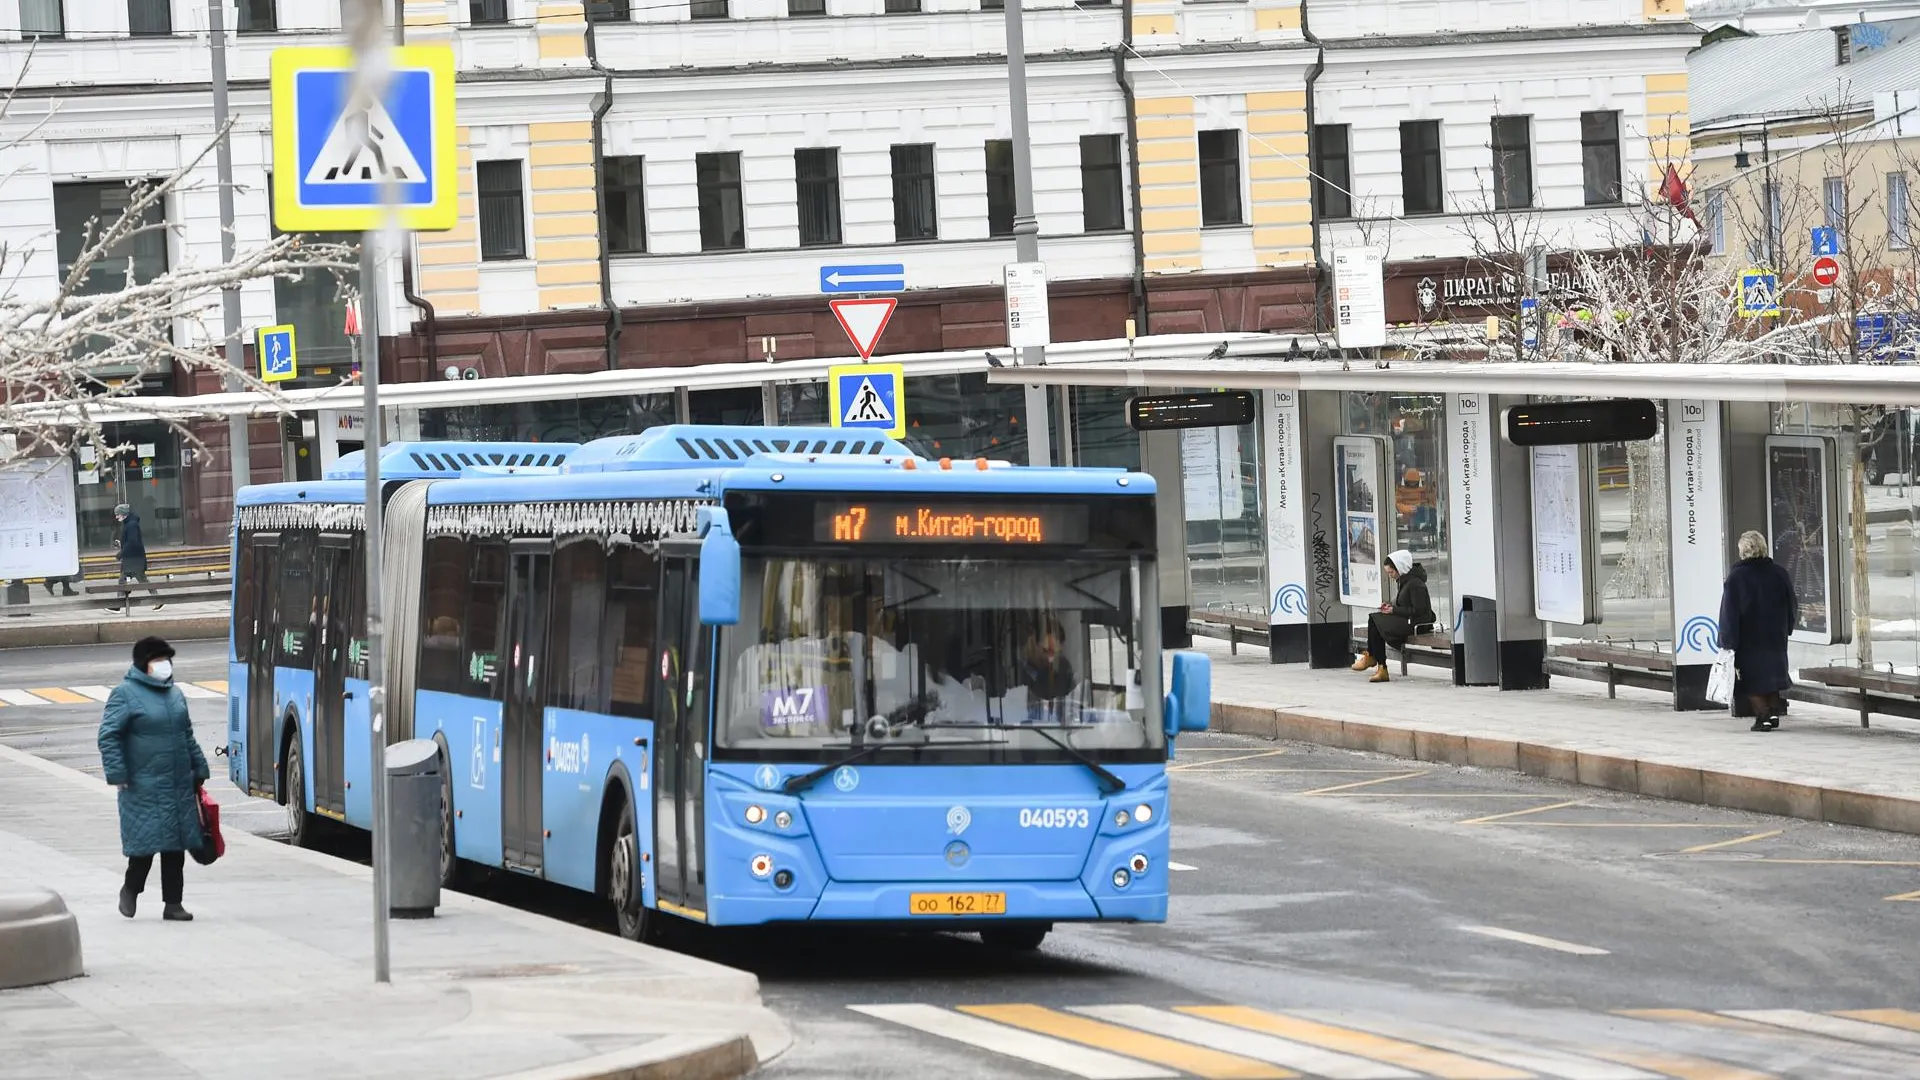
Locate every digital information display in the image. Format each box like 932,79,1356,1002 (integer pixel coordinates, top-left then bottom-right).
816,502,1090,545
1127,391,1257,432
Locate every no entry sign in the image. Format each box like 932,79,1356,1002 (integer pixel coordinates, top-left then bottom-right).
1813,256,1840,288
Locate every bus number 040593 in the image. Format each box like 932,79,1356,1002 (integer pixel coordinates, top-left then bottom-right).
1019,808,1090,828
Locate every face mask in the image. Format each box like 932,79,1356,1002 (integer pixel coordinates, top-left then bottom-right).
148,659,173,682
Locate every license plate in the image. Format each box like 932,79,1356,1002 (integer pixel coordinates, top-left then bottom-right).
909,891,1007,916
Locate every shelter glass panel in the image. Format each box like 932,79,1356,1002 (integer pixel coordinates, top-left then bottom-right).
1345,393,1450,628
900,372,1028,464
1180,393,1263,616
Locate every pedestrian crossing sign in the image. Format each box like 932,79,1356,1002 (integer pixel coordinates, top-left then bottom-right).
828,362,906,438
1739,268,1781,318
270,45,458,233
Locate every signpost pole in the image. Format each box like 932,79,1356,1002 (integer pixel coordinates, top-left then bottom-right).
209,0,249,492
1001,0,1051,465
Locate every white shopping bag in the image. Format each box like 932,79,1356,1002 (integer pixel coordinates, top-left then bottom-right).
1704,648,1736,706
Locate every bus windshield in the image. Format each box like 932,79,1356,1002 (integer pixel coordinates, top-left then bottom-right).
715,555,1159,761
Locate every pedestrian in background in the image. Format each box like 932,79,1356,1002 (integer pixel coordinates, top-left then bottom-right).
98,636,208,921
110,503,162,612
1352,549,1435,684
1718,530,1798,732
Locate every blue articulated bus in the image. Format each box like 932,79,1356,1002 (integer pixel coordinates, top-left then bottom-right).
226,425,1210,948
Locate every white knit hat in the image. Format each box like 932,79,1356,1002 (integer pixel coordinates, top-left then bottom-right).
1387,549,1413,575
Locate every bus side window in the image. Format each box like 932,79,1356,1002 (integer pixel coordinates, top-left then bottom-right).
605,544,660,719
233,534,255,660
419,536,469,693
548,538,608,714
275,530,317,667
464,541,509,701
346,533,370,683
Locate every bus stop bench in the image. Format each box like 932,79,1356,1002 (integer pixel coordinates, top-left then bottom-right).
1189,610,1269,655
1350,629,1450,676
1793,667,1920,729
1549,642,1673,698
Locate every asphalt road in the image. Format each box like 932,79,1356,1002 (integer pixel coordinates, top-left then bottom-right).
8,641,1920,1079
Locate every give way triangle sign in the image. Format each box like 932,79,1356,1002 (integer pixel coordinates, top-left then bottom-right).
829,297,897,360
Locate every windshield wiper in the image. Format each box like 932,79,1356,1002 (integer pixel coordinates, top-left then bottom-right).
1021,724,1127,795
782,743,885,794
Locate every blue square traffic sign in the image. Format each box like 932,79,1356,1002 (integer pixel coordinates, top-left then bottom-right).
828,362,906,439
1811,227,1839,257
257,324,298,384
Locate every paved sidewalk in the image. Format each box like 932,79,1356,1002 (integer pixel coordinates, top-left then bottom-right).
1201,637,1920,836
0,744,788,1080
0,601,229,649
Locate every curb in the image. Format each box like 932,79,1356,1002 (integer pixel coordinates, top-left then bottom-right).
1210,700,1920,838
0,614,227,649
495,1034,758,1080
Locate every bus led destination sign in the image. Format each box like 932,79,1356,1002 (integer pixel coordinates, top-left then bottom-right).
816,502,1089,545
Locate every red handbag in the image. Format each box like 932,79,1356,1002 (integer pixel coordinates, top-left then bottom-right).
191,787,225,866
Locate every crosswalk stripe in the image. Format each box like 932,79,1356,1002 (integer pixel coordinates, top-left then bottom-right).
1590,1050,1773,1080
963,1005,1296,1079
27,687,90,704
178,682,224,699
1073,1006,1416,1079
1177,1007,1530,1080
1620,1009,1920,1074
849,1004,1175,1079
195,679,230,694
1835,1009,1920,1033
0,690,52,705
1296,1011,1658,1079
1722,1010,1920,1051
70,685,114,702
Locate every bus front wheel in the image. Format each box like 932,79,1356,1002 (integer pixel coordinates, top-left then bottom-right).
609,799,652,943
284,736,318,849
980,925,1049,951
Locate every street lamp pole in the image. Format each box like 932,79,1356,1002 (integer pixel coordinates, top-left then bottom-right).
1002,0,1053,466
209,0,249,491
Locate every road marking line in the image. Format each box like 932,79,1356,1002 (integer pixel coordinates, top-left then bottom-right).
178,682,224,700
1678,830,1783,854
1321,793,1547,799
1492,823,1760,830
195,679,230,694
1300,771,1429,796
1458,800,1582,825
0,690,54,705
1834,1009,1920,1032
961,1004,1294,1079
1176,1007,1529,1080
1746,858,1920,866
1591,1049,1774,1080
1615,1010,1780,1033
26,687,90,705
848,1004,1176,1079
70,685,114,702
1882,889,1920,901
1170,748,1289,771
1722,1010,1920,1050
1297,1011,1659,1079
1460,925,1610,955
1169,861,1198,871
1073,1006,1417,1079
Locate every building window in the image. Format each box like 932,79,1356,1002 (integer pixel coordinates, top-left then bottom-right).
891,143,938,242
796,147,842,247
885,0,919,10
789,0,825,14
1490,115,1532,211
1706,190,1726,256
697,151,746,252
1311,123,1351,220
586,0,632,20
1824,175,1845,236
1400,120,1443,215
1750,180,1783,263
54,181,171,377
236,0,276,31
1581,110,1621,206
603,155,647,255
981,0,1003,9
986,140,1016,237
20,0,62,37
477,160,527,261
267,176,359,382
1891,173,1912,250
470,0,509,24
1198,129,1242,226
128,0,171,35
690,0,727,18
1080,134,1125,233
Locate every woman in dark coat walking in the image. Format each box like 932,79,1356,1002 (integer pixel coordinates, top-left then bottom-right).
1718,530,1798,732
98,636,209,920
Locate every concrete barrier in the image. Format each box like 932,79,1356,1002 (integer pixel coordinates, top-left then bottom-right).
0,885,83,989
0,614,228,650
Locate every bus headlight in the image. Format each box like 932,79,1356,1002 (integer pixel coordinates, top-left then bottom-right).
774,810,792,829
1129,853,1149,874
1112,868,1130,888
1134,803,1153,824
745,805,766,825
750,854,773,878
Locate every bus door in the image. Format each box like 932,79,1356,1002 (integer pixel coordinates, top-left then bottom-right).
501,543,552,874
309,534,354,819
245,534,280,797
652,554,710,916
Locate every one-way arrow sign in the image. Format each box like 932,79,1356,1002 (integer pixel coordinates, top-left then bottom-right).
820,263,905,293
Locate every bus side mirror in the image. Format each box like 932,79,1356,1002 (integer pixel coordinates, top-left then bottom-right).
696,506,740,626
1163,651,1211,737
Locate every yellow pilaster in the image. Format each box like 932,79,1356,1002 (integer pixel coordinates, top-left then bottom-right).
529,120,605,312
1245,91,1313,267
1134,96,1200,273
413,127,480,316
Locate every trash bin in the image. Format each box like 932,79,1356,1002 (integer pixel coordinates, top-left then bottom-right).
1455,595,1498,687
385,739,442,919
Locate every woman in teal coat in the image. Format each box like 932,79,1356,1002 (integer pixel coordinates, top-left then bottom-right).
98,636,209,921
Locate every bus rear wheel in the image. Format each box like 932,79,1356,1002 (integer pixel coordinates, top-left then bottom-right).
609,799,652,943
284,737,319,849
980,925,1049,951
